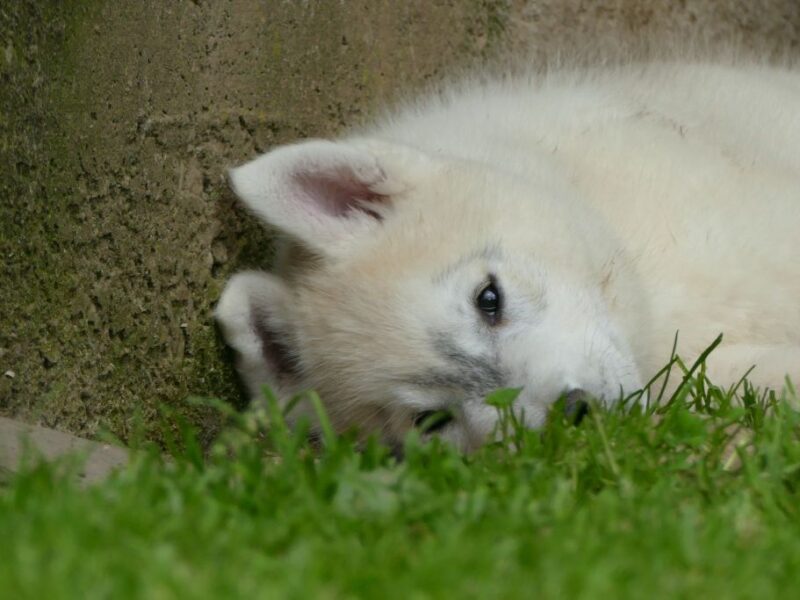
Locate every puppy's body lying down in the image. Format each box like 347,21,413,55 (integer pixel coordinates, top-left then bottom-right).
216,61,800,451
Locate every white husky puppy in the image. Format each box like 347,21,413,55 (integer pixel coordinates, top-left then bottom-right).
216,61,800,450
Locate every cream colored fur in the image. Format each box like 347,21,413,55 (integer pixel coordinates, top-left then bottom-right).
216,61,800,451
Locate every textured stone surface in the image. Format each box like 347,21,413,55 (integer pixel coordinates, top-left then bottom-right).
1,1,798,443
0,416,128,484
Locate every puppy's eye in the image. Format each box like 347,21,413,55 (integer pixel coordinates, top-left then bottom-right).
476,280,501,324
413,410,454,434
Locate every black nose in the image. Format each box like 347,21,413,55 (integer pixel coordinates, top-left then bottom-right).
563,388,590,425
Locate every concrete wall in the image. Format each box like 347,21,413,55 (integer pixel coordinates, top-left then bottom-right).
1,0,798,443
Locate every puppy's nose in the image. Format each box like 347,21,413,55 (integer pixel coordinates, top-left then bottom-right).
563,388,590,425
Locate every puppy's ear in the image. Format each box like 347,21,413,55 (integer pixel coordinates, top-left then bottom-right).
228,138,430,256
215,271,303,407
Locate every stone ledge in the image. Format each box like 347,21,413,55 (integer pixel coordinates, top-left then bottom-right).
0,416,128,485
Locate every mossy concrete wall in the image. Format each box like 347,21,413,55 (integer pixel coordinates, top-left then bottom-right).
2,1,799,443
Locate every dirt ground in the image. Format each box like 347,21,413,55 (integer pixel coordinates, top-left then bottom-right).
1,0,798,445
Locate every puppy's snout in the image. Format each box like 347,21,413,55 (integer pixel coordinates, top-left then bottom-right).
563,388,590,425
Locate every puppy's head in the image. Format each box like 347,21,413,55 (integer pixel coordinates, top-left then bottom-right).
216,138,643,450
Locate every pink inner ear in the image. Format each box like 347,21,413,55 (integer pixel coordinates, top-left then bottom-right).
294,166,389,219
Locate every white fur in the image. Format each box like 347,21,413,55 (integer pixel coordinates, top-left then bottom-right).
218,61,800,451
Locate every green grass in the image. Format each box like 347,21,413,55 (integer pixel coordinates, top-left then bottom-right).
3,363,800,599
